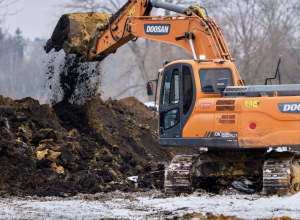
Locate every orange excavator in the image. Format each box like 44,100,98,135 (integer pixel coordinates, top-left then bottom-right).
45,0,300,195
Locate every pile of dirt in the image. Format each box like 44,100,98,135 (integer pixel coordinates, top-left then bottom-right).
0,95,197,197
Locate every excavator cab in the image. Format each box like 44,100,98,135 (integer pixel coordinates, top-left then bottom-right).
150,57,300,150
158,62,194,139
148,59,241,145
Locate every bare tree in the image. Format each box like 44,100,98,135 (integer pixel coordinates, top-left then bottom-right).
213,0,266,84
0,0,19,32
61,0,202,13
206,0,300,85
0,0,20,96
0,0,19,52
257,0,300,84
0,0,8,30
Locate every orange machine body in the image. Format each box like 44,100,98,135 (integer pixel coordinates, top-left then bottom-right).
158,59,300,149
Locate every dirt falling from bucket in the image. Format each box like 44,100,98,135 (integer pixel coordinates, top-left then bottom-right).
44,53,103,104
59,54,102,103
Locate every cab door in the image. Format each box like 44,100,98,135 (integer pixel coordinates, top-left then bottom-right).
159,64,181,138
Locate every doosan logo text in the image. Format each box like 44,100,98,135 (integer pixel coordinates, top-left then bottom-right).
144,24,171,35
283,104,300,111
278,102,300,113
146,26,169,33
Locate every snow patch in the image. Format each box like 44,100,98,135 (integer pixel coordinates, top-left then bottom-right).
0,192,299,219
127,176,138,182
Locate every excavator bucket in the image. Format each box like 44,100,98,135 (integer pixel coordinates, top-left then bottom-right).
44,12,110,61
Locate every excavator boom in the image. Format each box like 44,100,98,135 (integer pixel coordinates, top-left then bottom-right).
45,0,234,63
90,0,234,62
92,15,233,62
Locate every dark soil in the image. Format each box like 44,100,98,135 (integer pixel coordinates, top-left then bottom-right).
0,95,197,197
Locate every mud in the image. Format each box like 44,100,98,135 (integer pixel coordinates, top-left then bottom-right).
44,13,110,61
178,212,237,220
0,95,197,196
175,213,295,220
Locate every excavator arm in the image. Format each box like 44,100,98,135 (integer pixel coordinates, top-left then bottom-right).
89,0,234,62
46,0,234,63
91,14,232,62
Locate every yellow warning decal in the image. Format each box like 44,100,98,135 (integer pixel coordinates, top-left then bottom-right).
253,100,260,108
245,100,260,108
129,7,136,16
245,100,253,108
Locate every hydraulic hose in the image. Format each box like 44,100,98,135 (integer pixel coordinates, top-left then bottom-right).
108,17,129,42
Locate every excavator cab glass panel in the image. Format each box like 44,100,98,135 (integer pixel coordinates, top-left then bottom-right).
159,64,182,138
163,108,179,129
161,68,180,106
183,66,193,115
199,68,233,93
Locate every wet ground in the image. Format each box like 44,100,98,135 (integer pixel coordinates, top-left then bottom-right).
0,191,299,219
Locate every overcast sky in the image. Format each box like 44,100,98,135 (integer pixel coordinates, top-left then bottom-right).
5,0,64,40
4,0,167,41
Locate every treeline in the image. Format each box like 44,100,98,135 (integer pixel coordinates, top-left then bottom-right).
0,28,46,99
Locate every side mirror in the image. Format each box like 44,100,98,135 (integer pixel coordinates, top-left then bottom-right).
147,81,154,96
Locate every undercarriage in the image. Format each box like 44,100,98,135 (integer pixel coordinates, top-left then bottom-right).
164,149,300,195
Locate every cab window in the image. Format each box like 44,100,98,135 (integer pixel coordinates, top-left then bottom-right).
163,108,179,129
161,68,179,106
199,68,233,93
183,65,193,115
